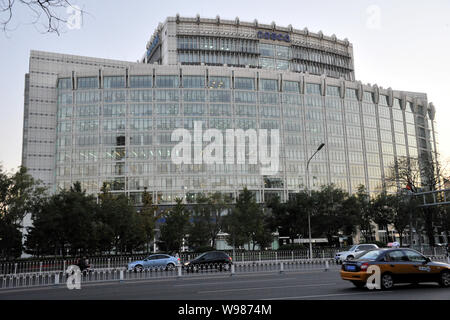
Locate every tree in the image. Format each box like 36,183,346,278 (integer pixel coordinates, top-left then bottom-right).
354,185,375,242
188,192,231,250
223,188,268,250
159,198,190,253
312,184,358,247
253,208,274,250
139,188,159,252
25,182,97,256
371,192,395,243
386,155,446,247
391,193,418,247
97,183,145,254
1,0,84,35
1,166,45,259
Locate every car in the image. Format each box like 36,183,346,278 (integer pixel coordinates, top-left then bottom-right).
183,251,232,272
335,244,379,263
127,254,181,272
340,248,450,289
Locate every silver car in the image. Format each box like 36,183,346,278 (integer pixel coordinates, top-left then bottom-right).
335,244,379,264
127,254,181,272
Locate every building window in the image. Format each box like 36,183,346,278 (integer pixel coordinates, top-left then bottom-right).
379,95,388,106
208,76,230,89
130,75,152,88
282,81,299,93
345,88,358,100
103,76,125,89
77,77,98,89
183,75,205,88
260,79,278,92
57,78,72,89
156,75,179,88
326,86,340,97
306,83,321,95
234,77,255,90
363,91,374,103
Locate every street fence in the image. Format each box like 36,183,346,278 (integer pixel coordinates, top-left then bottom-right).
0,255,449,291
0,259,340,290
1,247,448,276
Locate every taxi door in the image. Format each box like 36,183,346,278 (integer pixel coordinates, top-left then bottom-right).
380,250,413,283
403,250,437,283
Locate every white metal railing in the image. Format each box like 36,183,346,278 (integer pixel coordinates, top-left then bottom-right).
2,247,448,276
1,255,449,290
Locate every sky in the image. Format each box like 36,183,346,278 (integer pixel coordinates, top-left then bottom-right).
0,0,449,173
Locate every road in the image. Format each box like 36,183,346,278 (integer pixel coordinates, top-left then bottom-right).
0,269,448,300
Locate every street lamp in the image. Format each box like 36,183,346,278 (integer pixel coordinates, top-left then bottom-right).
305,142,325,259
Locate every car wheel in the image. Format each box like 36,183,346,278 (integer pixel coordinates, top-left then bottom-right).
439,271,450,288
134,265,143,273
381,273,394,290
347,256,354,260
351,281,365,288
166,263,176,271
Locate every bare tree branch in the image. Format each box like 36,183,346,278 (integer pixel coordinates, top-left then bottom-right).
0,0,86,35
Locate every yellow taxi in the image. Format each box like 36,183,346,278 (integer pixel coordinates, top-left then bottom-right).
340,248,450,289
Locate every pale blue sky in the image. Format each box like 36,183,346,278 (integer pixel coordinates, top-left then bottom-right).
1,0,449,173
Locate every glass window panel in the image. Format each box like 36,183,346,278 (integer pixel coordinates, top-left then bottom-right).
276,60,289,70
234,77,255,90
275,45,289,59
306,83,321,95
326,86,340,97
77,77,98,89
103,76,125,89
183,75,205,88
156,75,179,88
129,75,152,88
57,78,72,89
260,79,278,91
345,88,357,100
283,81,300,93
260,43,275,57
208,76,230,89
259,58,275,69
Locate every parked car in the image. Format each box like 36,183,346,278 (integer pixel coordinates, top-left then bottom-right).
127,254,181,272
340,248,450,289
183,251,232,272
335,244,379,264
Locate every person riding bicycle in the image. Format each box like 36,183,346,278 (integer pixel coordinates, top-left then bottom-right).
77,256,90,272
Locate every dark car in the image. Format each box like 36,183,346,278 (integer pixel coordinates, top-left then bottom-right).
183,251,232,272
340,248,450,289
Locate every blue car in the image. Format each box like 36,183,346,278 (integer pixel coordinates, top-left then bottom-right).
127,254,181,272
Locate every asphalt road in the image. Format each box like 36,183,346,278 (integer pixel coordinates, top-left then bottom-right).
0,269,448,300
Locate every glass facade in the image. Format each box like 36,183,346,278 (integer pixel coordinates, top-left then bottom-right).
55,72,435,204
176,35,354,80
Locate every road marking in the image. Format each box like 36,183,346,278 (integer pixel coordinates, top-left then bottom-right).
197,282,336,294
174,277,297,287
264,290,393,300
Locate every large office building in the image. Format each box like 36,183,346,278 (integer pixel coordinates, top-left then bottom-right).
22,15,439,208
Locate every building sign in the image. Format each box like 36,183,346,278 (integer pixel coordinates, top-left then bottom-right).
146,34,160,59
257,31,290,42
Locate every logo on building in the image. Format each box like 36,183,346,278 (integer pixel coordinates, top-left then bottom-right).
257,31,290,42
146,34,160,59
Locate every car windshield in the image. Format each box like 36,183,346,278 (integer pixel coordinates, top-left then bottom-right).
194,253,208,260
346,245,357,251
358,250,383,261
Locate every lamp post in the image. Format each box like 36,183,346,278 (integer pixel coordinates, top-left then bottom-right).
305,143,325,259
